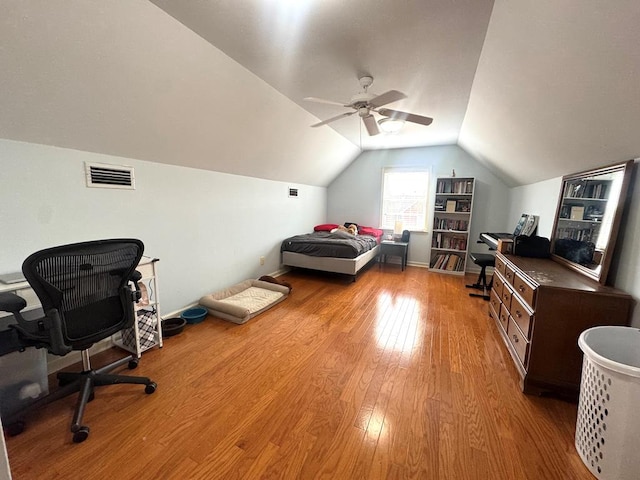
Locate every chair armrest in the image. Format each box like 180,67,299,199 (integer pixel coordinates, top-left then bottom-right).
130,270,142,282
130,270,142,302
0,292,27,313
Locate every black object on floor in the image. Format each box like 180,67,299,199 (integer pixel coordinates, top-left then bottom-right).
161,318,187,337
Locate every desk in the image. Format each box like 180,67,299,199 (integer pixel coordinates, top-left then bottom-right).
379,241,409,271
0,277,50,421
0,278,39,334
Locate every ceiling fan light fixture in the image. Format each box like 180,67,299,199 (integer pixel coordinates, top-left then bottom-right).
378,117,405,134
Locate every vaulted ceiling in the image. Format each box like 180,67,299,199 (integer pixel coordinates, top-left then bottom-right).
1,1,639,187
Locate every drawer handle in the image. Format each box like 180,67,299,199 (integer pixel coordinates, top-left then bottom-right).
515,310,522,318
512,335,519,343
518,285,525,293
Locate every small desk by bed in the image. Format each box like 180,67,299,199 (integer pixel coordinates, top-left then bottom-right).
379,241,408,271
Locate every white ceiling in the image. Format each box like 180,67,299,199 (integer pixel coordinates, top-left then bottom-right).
150,0,494,152
1,1,639,187
150,0,640,186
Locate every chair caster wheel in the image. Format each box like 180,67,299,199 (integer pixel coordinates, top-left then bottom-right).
128,359,139,370
145,382,157,394
72,426,90,443
5,420,25,437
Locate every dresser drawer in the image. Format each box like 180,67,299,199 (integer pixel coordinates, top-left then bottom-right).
489,300,500,324
513,272,536,309
510,294,533,339
495,255,507,276
501,285,512,310
507,317,529,368
490,288,502,314
498,303,510,333
492,271,505,299
504,263,516,285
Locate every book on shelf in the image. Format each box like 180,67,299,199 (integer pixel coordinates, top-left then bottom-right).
570,206,585,220
445,255,459,271
430,253,462,271
434,217,469,231
430,254,443,269
437,179,474,194
446,200,456,213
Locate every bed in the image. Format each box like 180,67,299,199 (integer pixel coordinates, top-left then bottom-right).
281,224,383,280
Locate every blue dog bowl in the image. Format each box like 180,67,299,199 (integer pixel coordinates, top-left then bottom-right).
181,307,208,324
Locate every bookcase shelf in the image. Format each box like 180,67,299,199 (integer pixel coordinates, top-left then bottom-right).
556,176,613,244
430,177,475,275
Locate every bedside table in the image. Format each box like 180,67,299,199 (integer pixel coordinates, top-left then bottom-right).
379,241,409,271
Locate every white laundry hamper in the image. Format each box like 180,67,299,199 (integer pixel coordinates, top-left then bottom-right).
575,326,640,480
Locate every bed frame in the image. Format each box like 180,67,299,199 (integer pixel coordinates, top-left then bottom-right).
282,244,380,281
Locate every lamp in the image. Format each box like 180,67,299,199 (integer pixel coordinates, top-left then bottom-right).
393,220,403,241
378,117,405,134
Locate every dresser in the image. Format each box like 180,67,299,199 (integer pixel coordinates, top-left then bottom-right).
489,252,633,397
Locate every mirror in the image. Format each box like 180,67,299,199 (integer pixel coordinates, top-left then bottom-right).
550,160,634,284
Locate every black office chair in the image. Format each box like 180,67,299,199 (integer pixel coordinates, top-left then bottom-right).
0,239,157,443
466,252,495,300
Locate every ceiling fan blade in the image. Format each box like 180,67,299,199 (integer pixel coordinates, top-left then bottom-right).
362,114,380,136
311,111,355,127
368,90,407,108
378,108,433,126
304,96,348,107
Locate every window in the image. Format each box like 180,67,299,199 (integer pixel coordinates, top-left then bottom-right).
380,168,430,231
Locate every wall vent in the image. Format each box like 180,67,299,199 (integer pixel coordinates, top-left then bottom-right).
85,162,135,189
289,187,299,198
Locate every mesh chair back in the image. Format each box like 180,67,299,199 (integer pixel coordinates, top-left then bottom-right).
21,239,144,349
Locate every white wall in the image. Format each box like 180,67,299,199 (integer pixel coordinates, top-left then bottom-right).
507,177,563,238
508,161,640,327
0,139,326,314
327,145,511,267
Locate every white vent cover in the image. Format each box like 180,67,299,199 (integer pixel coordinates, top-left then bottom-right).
85,162,135,189
289,187,299,198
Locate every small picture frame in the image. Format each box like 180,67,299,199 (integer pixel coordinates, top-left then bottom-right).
570,206,585,220
446,200,456,213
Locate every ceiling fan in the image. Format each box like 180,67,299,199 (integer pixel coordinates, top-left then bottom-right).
304,76,433,136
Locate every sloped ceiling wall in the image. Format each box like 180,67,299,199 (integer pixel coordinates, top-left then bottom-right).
460,0,640,186
0,1,359,187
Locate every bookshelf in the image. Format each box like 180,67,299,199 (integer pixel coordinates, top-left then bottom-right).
430,177,475,275
555,176,613,244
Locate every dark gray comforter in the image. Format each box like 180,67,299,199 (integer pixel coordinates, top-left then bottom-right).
281,231,378,259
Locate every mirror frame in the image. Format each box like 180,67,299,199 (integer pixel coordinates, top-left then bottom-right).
550,159,634,285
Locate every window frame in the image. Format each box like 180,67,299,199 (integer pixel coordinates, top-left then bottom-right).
379,167,431,232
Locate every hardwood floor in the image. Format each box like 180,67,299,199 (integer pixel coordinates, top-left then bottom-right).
4,266,592,479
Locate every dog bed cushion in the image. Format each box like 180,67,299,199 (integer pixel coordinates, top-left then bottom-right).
199,279,289,324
